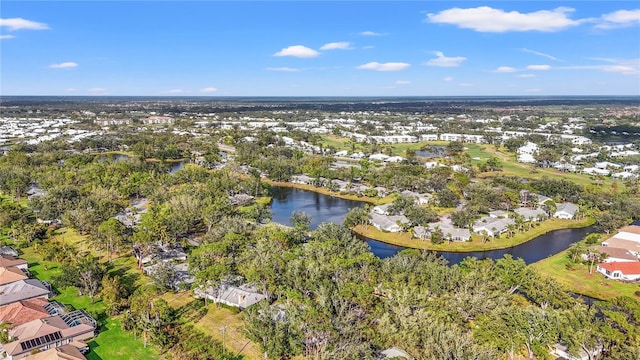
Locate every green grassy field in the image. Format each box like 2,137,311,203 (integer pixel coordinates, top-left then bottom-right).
531,250,640,301
18,228,161,360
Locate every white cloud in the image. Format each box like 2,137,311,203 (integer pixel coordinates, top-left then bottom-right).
602,65,638,75
360,31,385,36
494,66,517,73
0,18,49,31
427,6,583,32
320,42,352,50
200,87,218,93
596,9,640,29
0,34,15,40
527,64,552,70
266,67,301,72
274,45,319,58
425,51,466,67
517,73,536,78
49,62,78,69
443,77,454,81
521,48,560,61
167,89,184,94
395,80,411,85
357,62,410,71
88,88,107,93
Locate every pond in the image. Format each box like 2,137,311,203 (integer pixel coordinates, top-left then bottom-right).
269,186,364,230
269,186,595,265
364,226,595,265
415,146,447,158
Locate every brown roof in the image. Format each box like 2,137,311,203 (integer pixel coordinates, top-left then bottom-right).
594,246,639,262
601,238,640,253
0,298,50,326
4,316,95,356
0,254,28,268
619,225,640,235
22,344,87,360
0,266,28,285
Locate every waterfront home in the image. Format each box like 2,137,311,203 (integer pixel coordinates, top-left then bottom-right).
514,207,547,222
592,246,639,263
611,225,640,243
372,203,392,215
291,174,313,185
596,262,640,281
601,238,640,257
385,155,405,163
194,282,266,310
472,217,515,237
412,226,429,241
370,213,409,233
0,315,95,359
553,202,579,219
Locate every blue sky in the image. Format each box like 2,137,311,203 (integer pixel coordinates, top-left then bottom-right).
1,1,639,96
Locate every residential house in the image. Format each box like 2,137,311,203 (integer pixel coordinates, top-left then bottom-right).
369,153,389,162
601,238,640,257
334,150,348,157
613,225,640,243
194,283,266,310
401,190,432,205
0,315,95,360
385,156,405,163
143,262,194,291
0,298,51,327
0,246,19,257
514,207,547,222
372,203,392,215
582,167,610,176
25,344,87,360
0,255,28,270
0,267,28,286
369,213,409,233
592,246,638,263
596,262,640,281
489,210,508,218
612,171,638,180
554,202,579,219
472,217,515,237
0,279,51,306
594,161,621,170
412,226,429,241
290,174,313,185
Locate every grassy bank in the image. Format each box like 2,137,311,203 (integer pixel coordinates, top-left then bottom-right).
353,217,594,252
531,249,640,301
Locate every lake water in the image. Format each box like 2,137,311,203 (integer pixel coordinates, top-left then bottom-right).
269,186,595,264
415,146,447,158
269,186,364,230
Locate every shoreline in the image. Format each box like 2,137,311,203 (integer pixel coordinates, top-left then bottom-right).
264,179,394,205
352,217,595,253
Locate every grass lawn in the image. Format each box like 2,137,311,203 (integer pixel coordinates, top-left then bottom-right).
470,144,619,189
531,250,640,301
353,217,594,252
86,317,161,360
193,305,262,360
